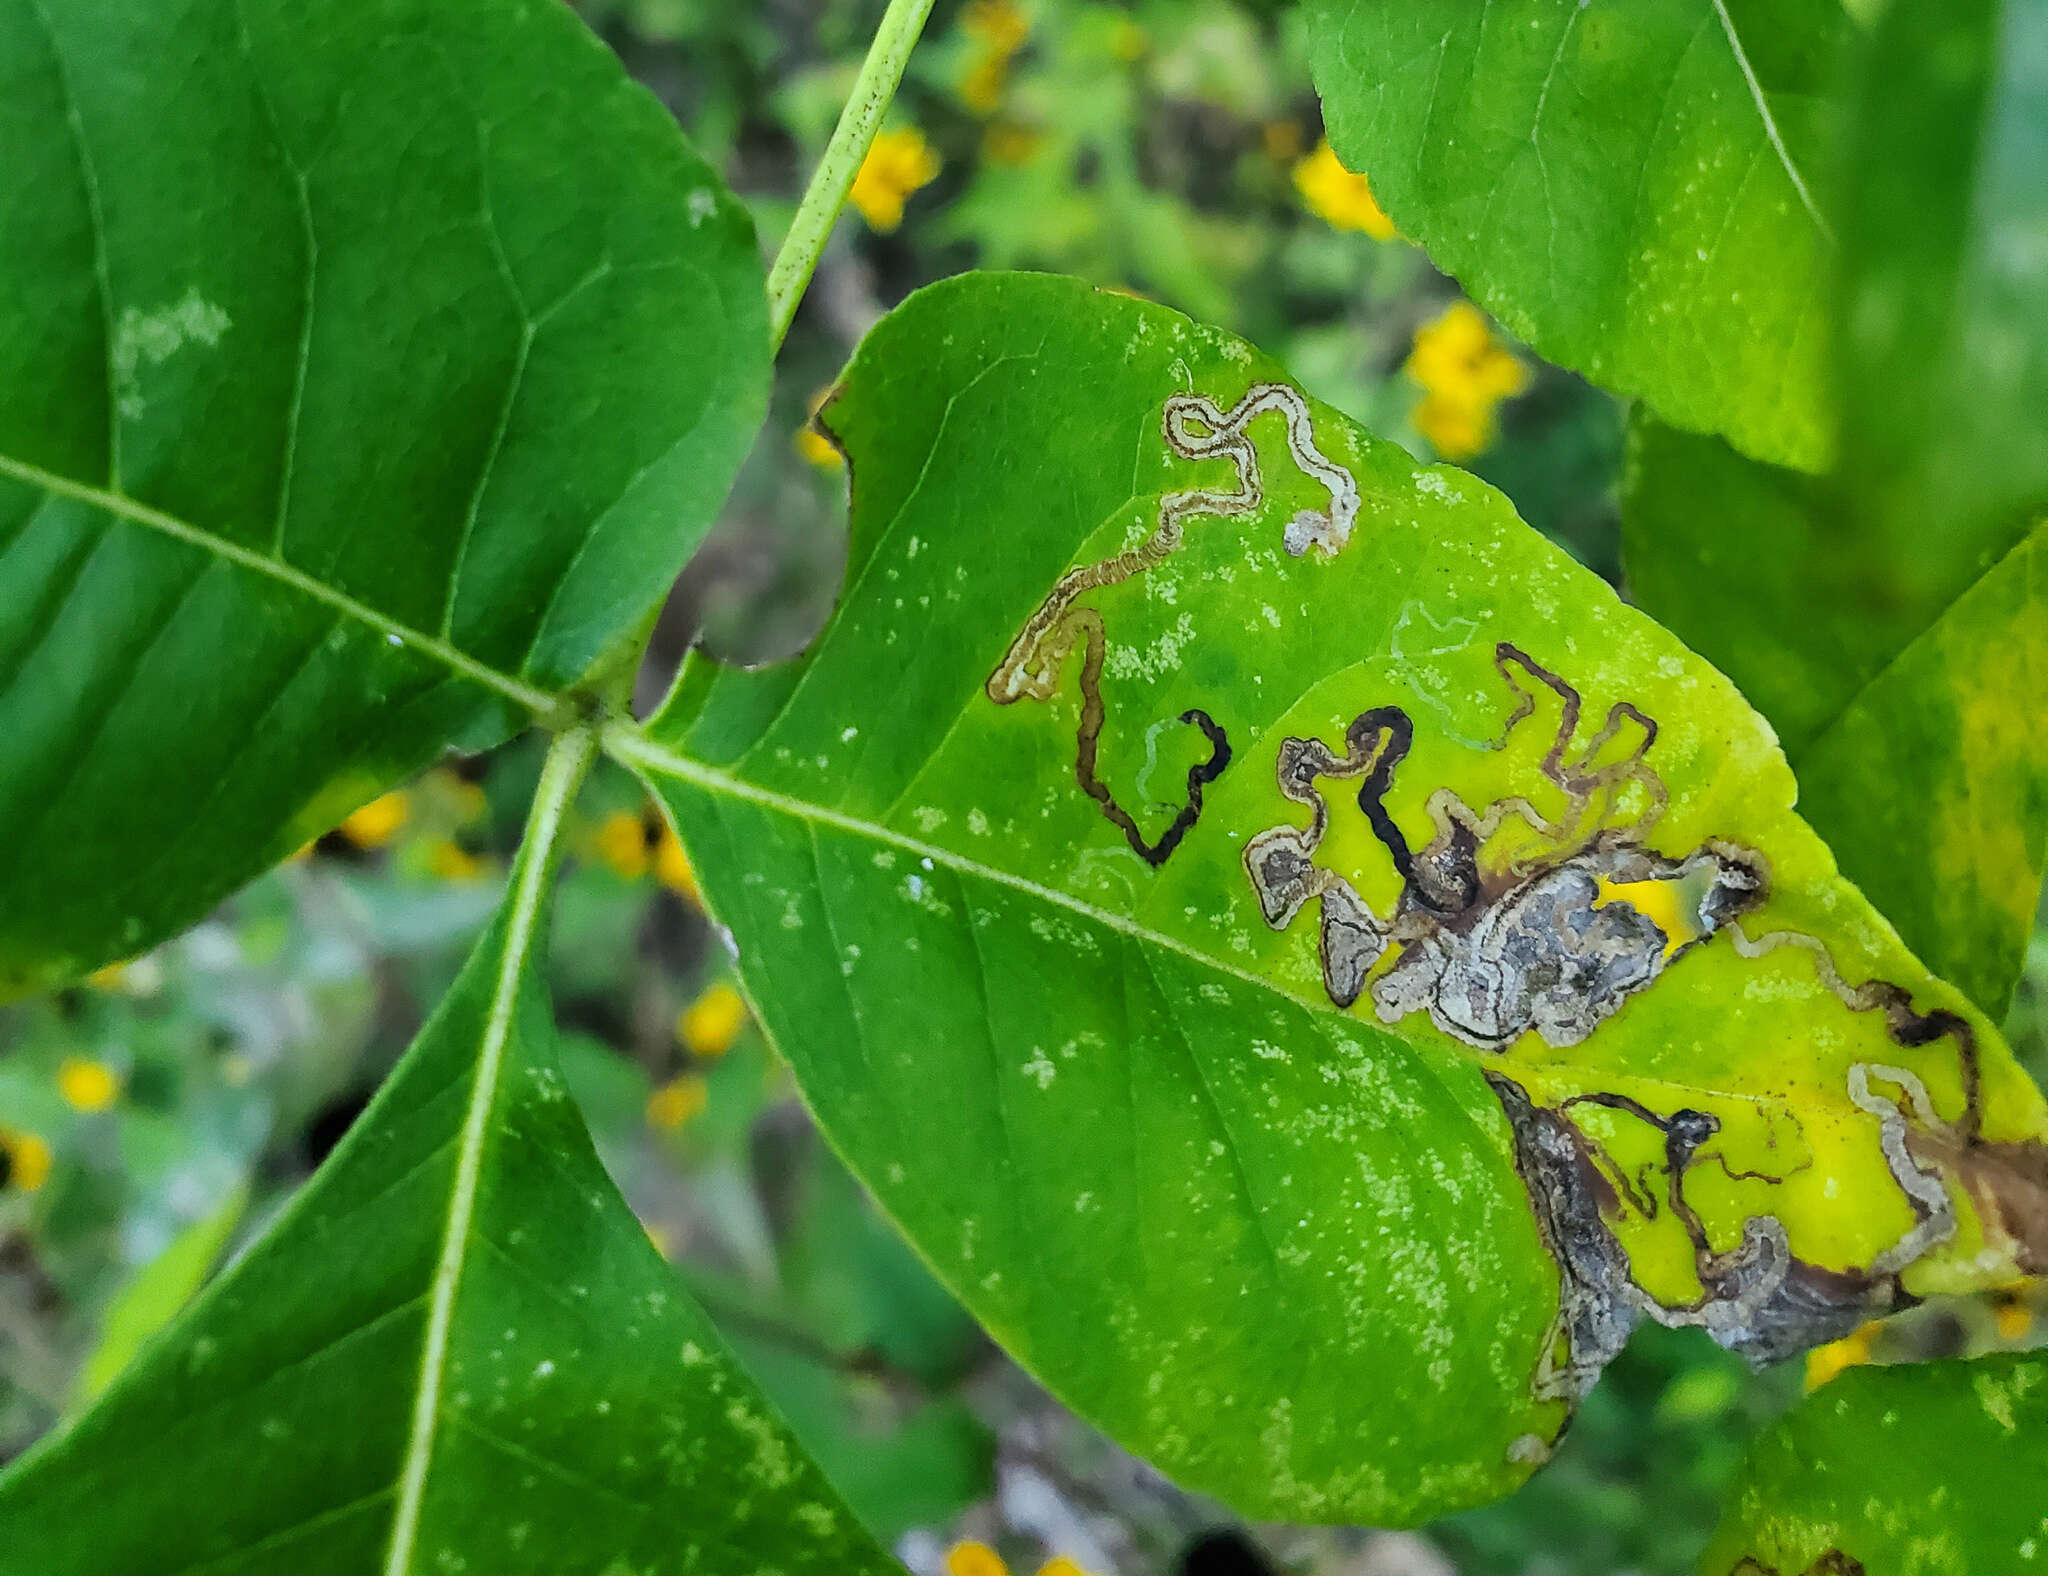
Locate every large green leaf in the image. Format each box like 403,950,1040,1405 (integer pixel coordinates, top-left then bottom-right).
0,0,769,997
616,272,2048,1525
1624,426,2048,1019
1621,0,2048,1018
1834,0,2048,591
1305,0,1844,471
0,733,896,1576
1698,1354,2048,1574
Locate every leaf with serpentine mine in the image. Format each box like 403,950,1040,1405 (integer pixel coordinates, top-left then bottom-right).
619,272,2048,1526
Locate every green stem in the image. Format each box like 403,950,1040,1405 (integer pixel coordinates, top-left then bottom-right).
764,0,938,352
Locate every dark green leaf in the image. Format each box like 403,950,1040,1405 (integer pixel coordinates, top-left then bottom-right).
1835,0,2048,590
1699,1354,2048,1573
1628,424,2047,1015
0,0,769,996
616,273,2048,1525
1621,0,2048,1016
0,777,895,1576
1305,0,1845,470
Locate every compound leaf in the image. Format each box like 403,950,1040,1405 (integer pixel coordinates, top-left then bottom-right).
1305,0,1844,471
1699,1354,2048,1574
0,756,895,1576
619,273,2048,1526
0,0,769,997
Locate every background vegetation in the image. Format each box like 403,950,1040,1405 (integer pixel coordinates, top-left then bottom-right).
2,1,2042,1571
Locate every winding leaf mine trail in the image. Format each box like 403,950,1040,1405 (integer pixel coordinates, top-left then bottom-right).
990,375,2048,1409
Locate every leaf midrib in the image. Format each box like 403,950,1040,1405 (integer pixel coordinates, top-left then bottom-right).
0,452,567,720
1708,0,1834,243
380,724,596,1576
614,721,1929,1126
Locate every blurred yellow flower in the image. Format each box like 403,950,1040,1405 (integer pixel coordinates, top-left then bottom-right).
1293,140,1396,240
958,1,1030,113
339,790,410,849
1036,1559,1098,1576
1404,300,1532,461
425,839,486,882
962,0,1029,54
679,983,748,1059
1,1128,52,1192
1804,1321,1878,1390
58,1056,120,1113
645,1074,709,1132
797,387,842,469
1993,1290,2033,1342
945,1543,1010,1576
653,822,699,900
959,53,1010,116
850,128,940,232
594,809,650,881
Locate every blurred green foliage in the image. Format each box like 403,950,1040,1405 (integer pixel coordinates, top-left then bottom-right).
1,1,2041,1571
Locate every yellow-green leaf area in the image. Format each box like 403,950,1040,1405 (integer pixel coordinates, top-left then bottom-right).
638,273,2048,1526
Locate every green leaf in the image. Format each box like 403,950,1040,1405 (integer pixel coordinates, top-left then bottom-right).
0,0,769,998
1623,430,2048,1020
1791,525,2048,1021
0,735,895,1576
616,272,2048,1525
1304,0,1844,470
1698,1354,2048,1573
1621,0,2048,1017
1834,0,2048,588
70,1181,248,1408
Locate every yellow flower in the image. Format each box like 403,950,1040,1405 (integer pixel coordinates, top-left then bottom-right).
594,809,650,881
1037,1560,1099,1576
1992,1290,2033,1343
945,1543,1010,1576
959,52,1011,116
850,128,941,233
1293,140,1396,240
645,1074,709,1132
1,1128,52,1192
1404,300,1532,461
58,1056,121,1113
339,789,410,850
679,984,748,1059
797,387,843,469
653,822,698,900
424,839,486,882
1804,1322,1878,1390
962,0,1029,55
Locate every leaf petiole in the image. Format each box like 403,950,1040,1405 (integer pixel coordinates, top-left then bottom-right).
763,0,938,352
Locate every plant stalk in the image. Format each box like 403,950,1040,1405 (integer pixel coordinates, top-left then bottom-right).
763,0,938,352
